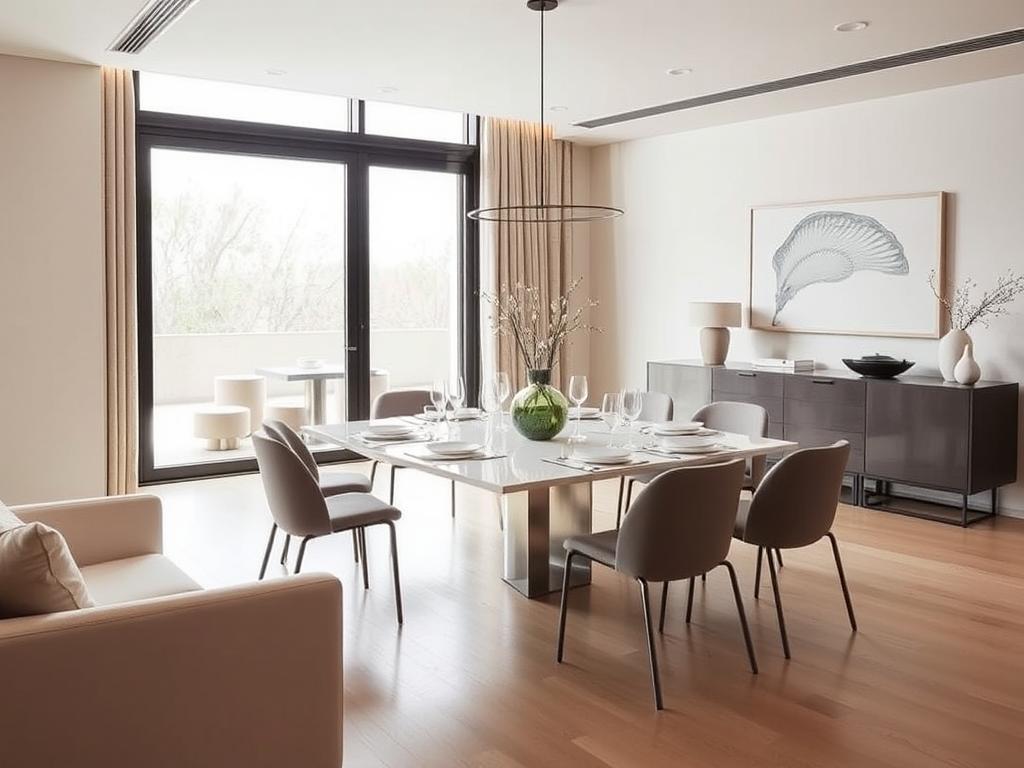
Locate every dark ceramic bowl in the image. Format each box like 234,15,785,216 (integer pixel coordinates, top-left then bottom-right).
842,356,915,378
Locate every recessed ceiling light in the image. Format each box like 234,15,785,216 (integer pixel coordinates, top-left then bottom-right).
549,105,569,112
666,66,693,76
265,68,286,76
834,20,869,32
378,86,399,94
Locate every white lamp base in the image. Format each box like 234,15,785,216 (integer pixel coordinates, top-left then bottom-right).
699,326,730,366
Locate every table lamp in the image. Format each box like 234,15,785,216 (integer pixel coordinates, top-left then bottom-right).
689,301,742,365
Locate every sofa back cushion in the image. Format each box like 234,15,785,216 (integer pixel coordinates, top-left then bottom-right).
0,501,95,618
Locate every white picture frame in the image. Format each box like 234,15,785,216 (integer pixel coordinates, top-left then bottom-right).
749,192,946,338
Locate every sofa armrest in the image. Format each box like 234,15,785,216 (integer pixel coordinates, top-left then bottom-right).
0,573,343,768
11,494,163,566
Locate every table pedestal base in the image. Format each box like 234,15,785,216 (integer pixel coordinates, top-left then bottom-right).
502,483,592,598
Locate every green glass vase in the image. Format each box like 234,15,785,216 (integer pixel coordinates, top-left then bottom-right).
511,369,568,441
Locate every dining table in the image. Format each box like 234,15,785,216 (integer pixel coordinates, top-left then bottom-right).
305,417,796,599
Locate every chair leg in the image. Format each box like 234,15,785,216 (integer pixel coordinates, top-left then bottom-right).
754,546,764,599
387,521,403,625
294,535,313,574
615,477,625,529
625,479,636,515
370,460,378,486
765,547,791,659
658,581,669,633
359,527,370,589
258,523,278,580
352,530,360,562
826,532,857,631
776,548,784,567
451,480,456,519
280,534,291,565
389,465,397,505
638,579,664,711
701,572,706,583
685,576,696,623
720,560,759,674
556,551,577,662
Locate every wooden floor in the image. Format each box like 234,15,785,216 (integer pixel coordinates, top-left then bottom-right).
152,464,1024,768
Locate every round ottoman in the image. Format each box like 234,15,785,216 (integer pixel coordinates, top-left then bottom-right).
264,403,308,433
214,374,266,435
194,405,250,450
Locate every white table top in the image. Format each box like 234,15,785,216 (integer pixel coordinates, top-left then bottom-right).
256,365,387,382
305,419,796,495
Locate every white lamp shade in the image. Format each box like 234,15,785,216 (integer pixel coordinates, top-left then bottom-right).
689,301,742,328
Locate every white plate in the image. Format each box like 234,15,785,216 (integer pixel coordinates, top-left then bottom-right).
452,407,483,420
575,446,633,465
652,421,703,435
426,440,485,456
659,434,718,450
569,406,601,419
360,431,420,442
297,356,325,369
366,422,416,436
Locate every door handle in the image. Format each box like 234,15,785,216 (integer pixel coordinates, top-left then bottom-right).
811,379,835,385
737,372,757,378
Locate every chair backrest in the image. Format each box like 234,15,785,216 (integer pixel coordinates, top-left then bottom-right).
263,419,319,480
371,389,434,419
615,459,746,582
639,391,673,422
692,401,768,438
742,441,850,548
252,432,332,537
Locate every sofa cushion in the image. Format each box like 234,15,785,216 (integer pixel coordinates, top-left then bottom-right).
80,554,201,606
0,500,95,618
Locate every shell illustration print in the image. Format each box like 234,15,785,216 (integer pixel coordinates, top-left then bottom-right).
771,211,908,325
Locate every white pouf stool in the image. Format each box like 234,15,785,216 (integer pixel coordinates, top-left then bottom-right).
194,405,250,450
214,374,266,435
264,403,308,433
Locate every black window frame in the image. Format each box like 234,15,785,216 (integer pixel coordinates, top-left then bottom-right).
135,72,480,484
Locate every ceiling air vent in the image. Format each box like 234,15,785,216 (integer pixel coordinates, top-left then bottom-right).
575,27,1024,129
108,0,200,54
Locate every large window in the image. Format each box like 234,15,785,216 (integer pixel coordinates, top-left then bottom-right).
137,73,478,482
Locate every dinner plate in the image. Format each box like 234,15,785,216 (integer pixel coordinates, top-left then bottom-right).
360,431,420,442
658,434,718,451
575,446,633,465
366,422,416,436
652,421,703,435
569,406,601,419
426,441,485,456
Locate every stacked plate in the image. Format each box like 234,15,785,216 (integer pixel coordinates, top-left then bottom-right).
424,441,486,460
569,406,601,420
650,421,703,436
657,433,723,454
574,446,633,465
360,422,422,442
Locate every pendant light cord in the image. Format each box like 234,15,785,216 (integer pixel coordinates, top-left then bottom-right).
539,2,545,211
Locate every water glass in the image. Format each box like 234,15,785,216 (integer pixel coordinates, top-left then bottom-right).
620,388,644,448
495,371,511,431
601,392,622,446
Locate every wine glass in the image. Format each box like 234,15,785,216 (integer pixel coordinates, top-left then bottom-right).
494,371,511,431
431,378,448,432
479,382,500,448
600,392,622,445
569,375,589,441
620,388,644,448
448,375,466,436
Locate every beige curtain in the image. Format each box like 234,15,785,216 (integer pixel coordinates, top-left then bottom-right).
480,117,574,391
102,68,139,494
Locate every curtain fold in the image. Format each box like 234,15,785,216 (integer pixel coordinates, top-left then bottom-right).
102,68,139,494
480,117,574,391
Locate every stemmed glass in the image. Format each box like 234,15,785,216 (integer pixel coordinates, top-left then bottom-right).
620,388,644,448
494,371,511,431
569,375,589,442
448,375,466,437
601,392,622,446
480,382,500,449
431,378,448,437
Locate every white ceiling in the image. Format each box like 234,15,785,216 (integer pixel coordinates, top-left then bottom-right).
1,0,1023,145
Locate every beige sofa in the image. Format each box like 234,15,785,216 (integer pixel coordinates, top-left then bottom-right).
0,494,343,768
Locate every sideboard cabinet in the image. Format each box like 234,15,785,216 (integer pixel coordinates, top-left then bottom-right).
647,360,1019,526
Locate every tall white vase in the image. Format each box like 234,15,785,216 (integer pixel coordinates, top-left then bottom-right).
938,329,970,382
954,342,981,385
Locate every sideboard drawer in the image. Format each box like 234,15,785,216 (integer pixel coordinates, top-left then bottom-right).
784,398,865,433
784,375,865,406
784,425,864,473
712,368,784,398
710,390,784,423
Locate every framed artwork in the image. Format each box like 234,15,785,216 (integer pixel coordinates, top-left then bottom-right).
749,192,945,337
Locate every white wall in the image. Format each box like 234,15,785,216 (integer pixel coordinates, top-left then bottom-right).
0,55,106,504
588,74,1024,515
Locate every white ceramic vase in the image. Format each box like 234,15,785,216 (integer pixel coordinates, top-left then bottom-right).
954,341,981,385
938,329,971,382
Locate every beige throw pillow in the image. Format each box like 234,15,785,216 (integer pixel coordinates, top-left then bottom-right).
0,501,95,618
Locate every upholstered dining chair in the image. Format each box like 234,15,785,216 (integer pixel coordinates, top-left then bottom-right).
263,419,371,567
253,432,404,624
693,401,770,491
371,389,456,516
558,460,756,710
615,391,674,526
733,440,855,659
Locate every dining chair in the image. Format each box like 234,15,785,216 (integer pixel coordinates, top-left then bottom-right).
693,401,770,491
263,419,372,567
558,460,755,710
370,389,456,517
615,391,674,526
253,432,404,624
733,440,855,659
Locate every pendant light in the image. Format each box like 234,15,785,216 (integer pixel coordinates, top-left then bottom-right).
468,0,623,223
